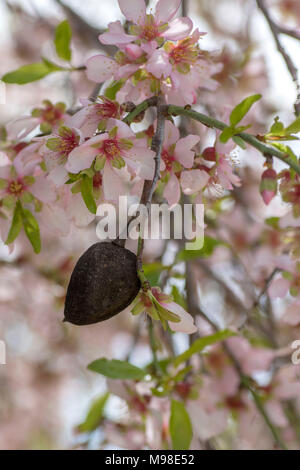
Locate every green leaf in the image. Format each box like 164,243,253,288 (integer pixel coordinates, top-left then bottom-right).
104,80,124,100
81,175,97,214
219,126,238,144
2,62,63,85
230,94,261,127
270,117,285,135
20,207,41,254
175,236,223,263
77,393,109,433
5,202,22,245
170,400,193,450
285,116,300,135
88,358,146,380
143,262,164,285
54,20,72,62
173,330,236,367
171,285,187,310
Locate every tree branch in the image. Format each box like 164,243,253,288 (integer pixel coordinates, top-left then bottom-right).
256,0,300,115
167,105,300,175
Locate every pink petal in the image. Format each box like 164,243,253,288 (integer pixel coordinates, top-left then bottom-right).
163,17,193,40
114,64,139,80
126,146,155,180
30,175,56,203
164,120,180,148
164,301,198,334
125,44,144,60
103,161,128,201
261,189,276,205
99,21,136,45
268,278,290,298
66,143,98,173
174,135,200,168
48,166,69,186
107,118,135,139
85,55,118,83
163,172,181,207
265,400,288,428
14,142,42,176
155,0,181,23
181,169,209,195
118,0,146,24
6,116,40,141
283,302,300,326
0,151,10,167
69,193,95,227
146,50,172,79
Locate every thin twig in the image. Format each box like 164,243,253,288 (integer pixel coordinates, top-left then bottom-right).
167,105,300,175
256,0,300,115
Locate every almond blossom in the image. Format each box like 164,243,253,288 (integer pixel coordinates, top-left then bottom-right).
99,0,193,46
131,286,197,334
66,119,155,201
160,120,200,206
6,100,67,141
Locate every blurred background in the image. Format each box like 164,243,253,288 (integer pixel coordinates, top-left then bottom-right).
0,0,300,450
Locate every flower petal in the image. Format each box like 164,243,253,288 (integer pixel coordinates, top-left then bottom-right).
174,135,200,168
118,0,146,24
165,301,198,334
30,175,56,203
164,172,181,207
99,20,136,45
268,278,290,298
181,169,209,195
155,0,181,23
107,118,135,139
164,120,180,148
146,50,172,79
103,161,128,201
66,143,98,173
163,17,193,40
85,55,118,83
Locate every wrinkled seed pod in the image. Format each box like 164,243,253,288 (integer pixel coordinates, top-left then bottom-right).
64,242,141,326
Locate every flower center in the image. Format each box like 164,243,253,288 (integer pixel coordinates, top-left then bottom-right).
102,139,121,160
140,15,159,41
42,105,63,125
162,149,175,172
8,179,25,197
169,40,198,66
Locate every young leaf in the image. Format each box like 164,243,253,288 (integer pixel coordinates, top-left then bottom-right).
5,202,22,245
170,400,193,450
54,20,72,62
219,126,238,144
173,330,236,367
2,62,63,85
105,80,124,100
285,116,300,135
20,207,41,254
77,393,109,433
230,94,262,127
88,358,146,380
81,175,97,214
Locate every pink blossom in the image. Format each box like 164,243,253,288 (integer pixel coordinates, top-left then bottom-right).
66,119,155,201
160,121,200,206
39,126,83,186
99,0,193,46
132,286,197,334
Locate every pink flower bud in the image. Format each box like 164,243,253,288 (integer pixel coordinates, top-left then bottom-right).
202,147,216,161
260,168,277,205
